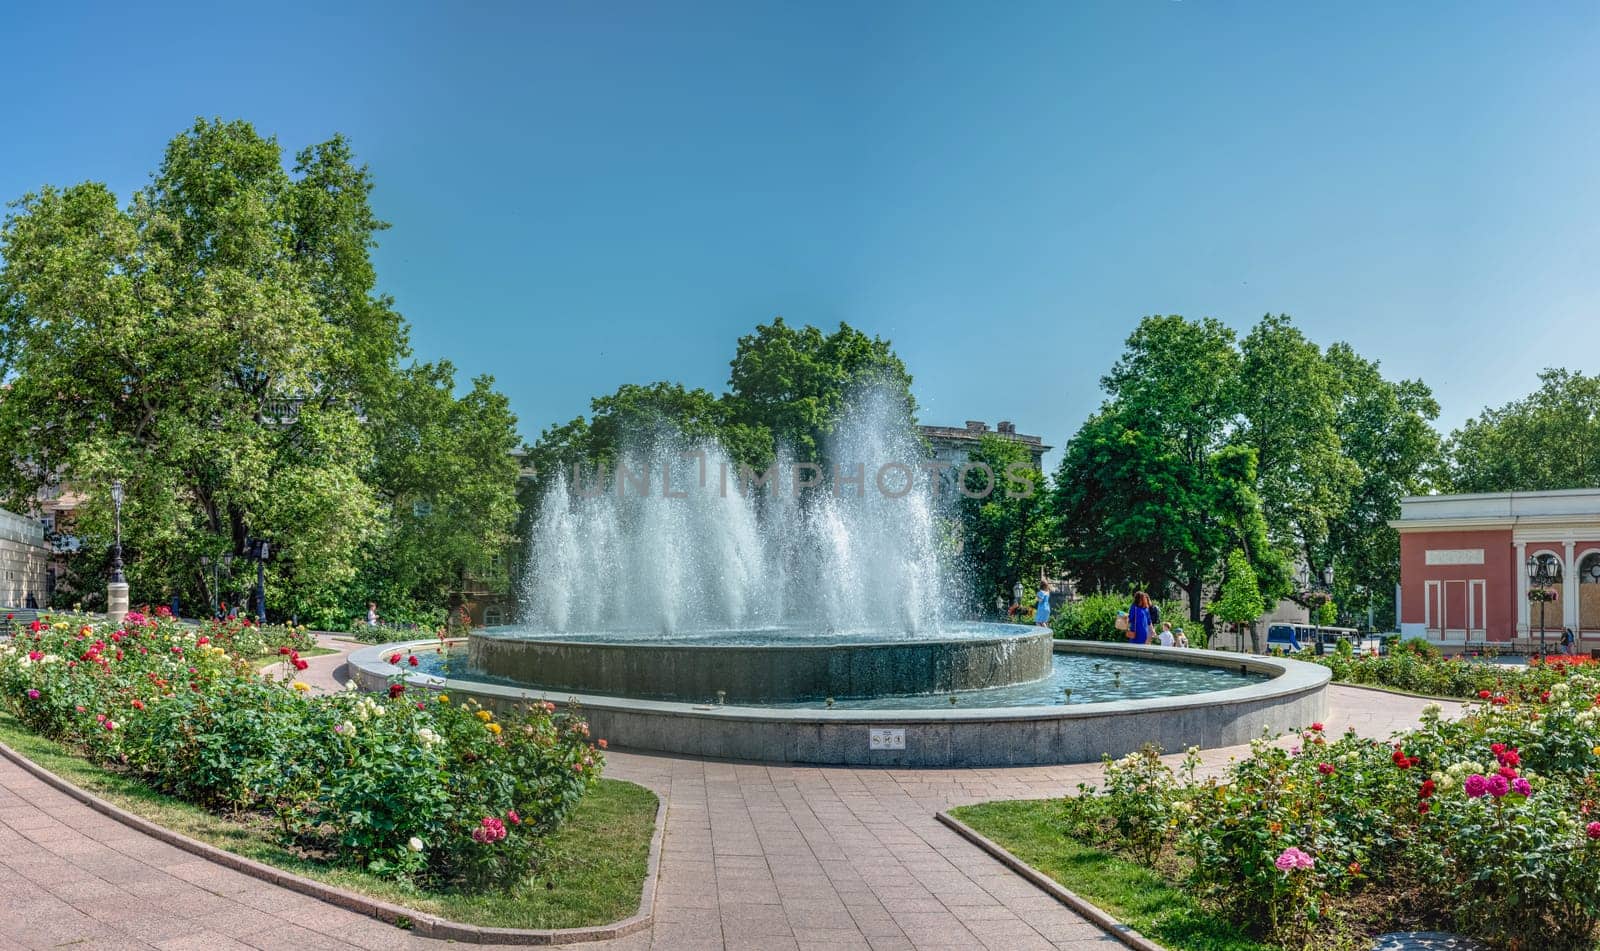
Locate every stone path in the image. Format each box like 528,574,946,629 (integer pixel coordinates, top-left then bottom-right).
0,638,1454,950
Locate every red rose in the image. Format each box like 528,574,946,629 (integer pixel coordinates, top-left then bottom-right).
1419,779,1435,799
388,683,405,698
294,658,309,671
278,646,291,655
1478,690,1491,699
389,653,402,664
408,655,419,667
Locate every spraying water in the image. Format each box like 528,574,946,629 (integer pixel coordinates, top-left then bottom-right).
522,393,957,636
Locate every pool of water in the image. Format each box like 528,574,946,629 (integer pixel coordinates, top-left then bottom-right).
408,646,1268,710
472,621,1040,647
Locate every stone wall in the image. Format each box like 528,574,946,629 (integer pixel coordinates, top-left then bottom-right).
0,510,49,608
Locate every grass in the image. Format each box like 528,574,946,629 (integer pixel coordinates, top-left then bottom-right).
0,710,657,930
949,799,1272,951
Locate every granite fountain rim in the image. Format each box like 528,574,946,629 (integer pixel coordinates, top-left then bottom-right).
349,637,1330,724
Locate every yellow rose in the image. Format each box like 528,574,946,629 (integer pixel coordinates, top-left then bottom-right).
437,694,449,703
475,710,493,722
486,722,502,735
291,681,311,692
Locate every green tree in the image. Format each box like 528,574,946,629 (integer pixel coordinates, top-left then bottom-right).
957,434,1052,612
1445,369,1600,493
1322,344,1441,628
1235,314,1361,576
0,119,517,625
1053,316,1289,620
362,363,522,623
725,317,915,466
1211,549,1266,651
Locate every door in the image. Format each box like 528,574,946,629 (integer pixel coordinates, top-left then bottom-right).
1443,580,1467,638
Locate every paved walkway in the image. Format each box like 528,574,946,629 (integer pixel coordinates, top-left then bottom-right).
0,639,1454,951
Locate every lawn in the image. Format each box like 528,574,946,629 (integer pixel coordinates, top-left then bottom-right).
0,710,657,930
949,799,1273,951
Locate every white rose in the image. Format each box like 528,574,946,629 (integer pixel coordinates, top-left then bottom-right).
408,837,424,852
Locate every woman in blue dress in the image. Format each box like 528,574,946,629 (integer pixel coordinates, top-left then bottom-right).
1034,588,1051,626
1128,590,1153,645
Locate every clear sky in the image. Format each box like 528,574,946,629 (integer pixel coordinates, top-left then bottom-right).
6,1,1599,464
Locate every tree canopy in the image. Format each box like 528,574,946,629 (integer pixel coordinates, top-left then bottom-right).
1445,369,1600,494
1052,313,1437,628
0,118,520,626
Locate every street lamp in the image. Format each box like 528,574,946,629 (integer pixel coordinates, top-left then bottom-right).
1012,581,1023,617
1527,554,1561,659
109,481,125,583
1311,565,1334,655
245,537,271,625
105,480,130,623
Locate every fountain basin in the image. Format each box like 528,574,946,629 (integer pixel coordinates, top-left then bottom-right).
466,623,1052,704
352,639,1331,767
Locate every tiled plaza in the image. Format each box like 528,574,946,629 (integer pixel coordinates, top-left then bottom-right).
0,639,1452,950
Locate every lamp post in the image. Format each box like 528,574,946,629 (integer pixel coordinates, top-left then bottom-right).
1012,581,1023,619
1527,554,1561,660
106,481,129,623
1310,565,1333,655
245,537,270,625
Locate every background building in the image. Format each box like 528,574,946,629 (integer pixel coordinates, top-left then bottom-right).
919,420,1049,471
0,508,51,608
1392,489,1600,651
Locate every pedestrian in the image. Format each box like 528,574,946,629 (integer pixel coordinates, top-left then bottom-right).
1175,628,1190,648
1156,621,1175,647
367,601,379,627
1127,591,1153,645
1034,587,1051,627
1561,627,1576,656
24,592,36,609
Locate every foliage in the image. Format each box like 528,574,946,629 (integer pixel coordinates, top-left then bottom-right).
1051,316,1292,620
1210,550,1266,650
725,316,916,468
1309,648,1593,701
956,434,1052,611
0,709,655,930
1050,593,1194,644
526,317,917,509
1046,680,1600,949
1052,314,1437,631
1445,368,1600,493
0,611,602,891
0,119,521,627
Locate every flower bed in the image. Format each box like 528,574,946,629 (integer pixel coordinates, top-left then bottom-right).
1303,638,1587,700
0,612,603,892
957,672,1600,949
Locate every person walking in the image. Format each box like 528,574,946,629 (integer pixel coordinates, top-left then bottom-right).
1127,591,1153,645
1561,626,1576,656
1156,621,1175,647
1034,587,1051,627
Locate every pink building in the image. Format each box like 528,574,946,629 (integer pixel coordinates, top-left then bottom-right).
1391,489,1600,651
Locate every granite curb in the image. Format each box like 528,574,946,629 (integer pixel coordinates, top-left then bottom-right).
0,737,667,945
934,810,1166,951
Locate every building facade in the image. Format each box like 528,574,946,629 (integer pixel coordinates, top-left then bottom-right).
918,420,1050,472
0,508,51,608
1391,489,1600,650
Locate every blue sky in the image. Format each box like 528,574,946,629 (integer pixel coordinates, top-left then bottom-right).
5,1,1599,464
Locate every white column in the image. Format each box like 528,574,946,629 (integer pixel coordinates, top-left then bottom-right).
1515,541,1528,637
1565,541,1579,630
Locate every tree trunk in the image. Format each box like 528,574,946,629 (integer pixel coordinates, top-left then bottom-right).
1187,574,1204,622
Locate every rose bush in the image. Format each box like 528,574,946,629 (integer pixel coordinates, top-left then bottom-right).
1064,668,1600,948
0,613,602,891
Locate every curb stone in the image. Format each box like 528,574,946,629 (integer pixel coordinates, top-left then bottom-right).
0,738,666,945
935,810,1166,951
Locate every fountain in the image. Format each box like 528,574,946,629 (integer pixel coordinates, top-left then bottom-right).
351,394,1330,766
471,395,1052,703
